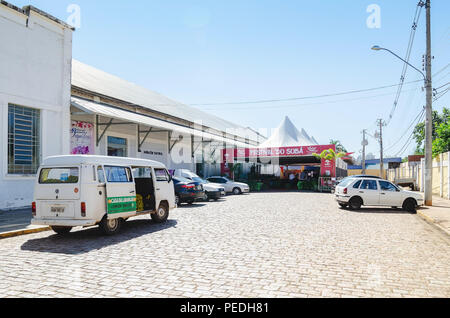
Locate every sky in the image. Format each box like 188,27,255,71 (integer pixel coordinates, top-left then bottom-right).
13,0,450,159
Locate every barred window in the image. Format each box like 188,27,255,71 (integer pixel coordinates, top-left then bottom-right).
8,104,41,175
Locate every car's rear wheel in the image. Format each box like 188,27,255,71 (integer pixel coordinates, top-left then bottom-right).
100,217,122,235
151,203,169,223
403,198,417,213
51,226,72,235
349,197,362,210
175,195,180,207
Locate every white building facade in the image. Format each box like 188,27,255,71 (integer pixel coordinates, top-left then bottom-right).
0,2,73,210
0,2,262,210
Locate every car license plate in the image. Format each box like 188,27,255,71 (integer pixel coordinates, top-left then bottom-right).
51,206,65,213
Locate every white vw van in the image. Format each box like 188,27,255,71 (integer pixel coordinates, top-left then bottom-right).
31,155,176,235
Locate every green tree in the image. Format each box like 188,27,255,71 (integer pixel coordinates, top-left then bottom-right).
432,121,450,155
413,107,449,156
329,140,348,153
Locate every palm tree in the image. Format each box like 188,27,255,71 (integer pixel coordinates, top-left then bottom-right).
329,140,348,153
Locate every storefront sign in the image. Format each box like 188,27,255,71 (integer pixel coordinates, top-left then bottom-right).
231,145,335,158
320,158,336,178
221,145,337,178
71,121,94,155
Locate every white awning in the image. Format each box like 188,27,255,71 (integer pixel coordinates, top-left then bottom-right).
71,96,250,148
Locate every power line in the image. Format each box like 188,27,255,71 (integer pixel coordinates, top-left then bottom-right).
393,109,426,157
384,107,425,152
201,87,420,111
186,80,423,107
433,62,450,77
434,87,450,101
384,1,424,126
434,82,450,91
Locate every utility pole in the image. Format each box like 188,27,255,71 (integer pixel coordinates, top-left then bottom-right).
424,0,433,206
377,119,385,179
361,129,367,175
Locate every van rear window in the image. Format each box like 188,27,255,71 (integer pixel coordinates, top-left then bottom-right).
39,168,79,184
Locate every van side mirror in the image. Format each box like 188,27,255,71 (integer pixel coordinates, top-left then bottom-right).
168,174,173,183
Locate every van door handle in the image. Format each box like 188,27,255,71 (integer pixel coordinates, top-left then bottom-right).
156,188,160,191
359,191,364,193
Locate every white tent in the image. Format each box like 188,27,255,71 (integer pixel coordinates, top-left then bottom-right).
259,116,318,148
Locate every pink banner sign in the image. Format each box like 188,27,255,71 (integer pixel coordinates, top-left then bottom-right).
71,121,94,155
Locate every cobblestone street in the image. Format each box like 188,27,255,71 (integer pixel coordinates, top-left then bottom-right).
0,192,449,298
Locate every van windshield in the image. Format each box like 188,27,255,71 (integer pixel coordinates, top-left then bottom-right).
39,167,79,184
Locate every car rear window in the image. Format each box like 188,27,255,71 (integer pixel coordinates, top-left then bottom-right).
39,167,79,184
353,180,362,189
338,178,355,188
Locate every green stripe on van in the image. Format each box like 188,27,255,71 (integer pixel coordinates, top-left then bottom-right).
107,196,137,214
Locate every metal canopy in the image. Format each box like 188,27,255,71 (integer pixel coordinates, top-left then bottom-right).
71,96,251,148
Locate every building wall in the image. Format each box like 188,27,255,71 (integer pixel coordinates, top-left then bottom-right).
387,152,450,200
348,169,386,179
71,113,196,172
0,4,72,210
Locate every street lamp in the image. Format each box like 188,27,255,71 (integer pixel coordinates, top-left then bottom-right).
371,46,426,81
371,45,433,206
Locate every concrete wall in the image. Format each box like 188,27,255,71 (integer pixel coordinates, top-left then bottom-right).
348,169,386,179
0,4,73,210
387,152,450,200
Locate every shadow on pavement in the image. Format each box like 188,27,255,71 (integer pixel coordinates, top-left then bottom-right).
341,207,415,214
20,219,177,255
177,203,207,209
0,208,32,233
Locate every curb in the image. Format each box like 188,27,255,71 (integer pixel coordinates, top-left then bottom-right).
417,210,450,237
0,226,51,239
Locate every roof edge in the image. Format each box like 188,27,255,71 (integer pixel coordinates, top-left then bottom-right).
1,1,74,30
23,5,75,30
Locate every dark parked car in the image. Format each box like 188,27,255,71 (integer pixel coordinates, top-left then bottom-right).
172,177,205,206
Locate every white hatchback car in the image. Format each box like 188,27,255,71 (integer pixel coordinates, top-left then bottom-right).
335,177,424,212
206,176,250,195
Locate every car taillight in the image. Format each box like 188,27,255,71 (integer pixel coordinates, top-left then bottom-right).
182,185,195,189
81,202,86,217
32,202,36,216
343,188,348,195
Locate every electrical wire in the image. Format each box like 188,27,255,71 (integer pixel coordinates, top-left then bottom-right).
434,87,450,101
384,1,424,126
393,109,426,157
201,87,420,111
184,80,423,107
385,107,425,152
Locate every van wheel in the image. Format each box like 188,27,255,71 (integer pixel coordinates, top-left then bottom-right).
349,197,362,210
100,217,122,235
51,226,72,235
151,203,169,223
403,199,417,213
